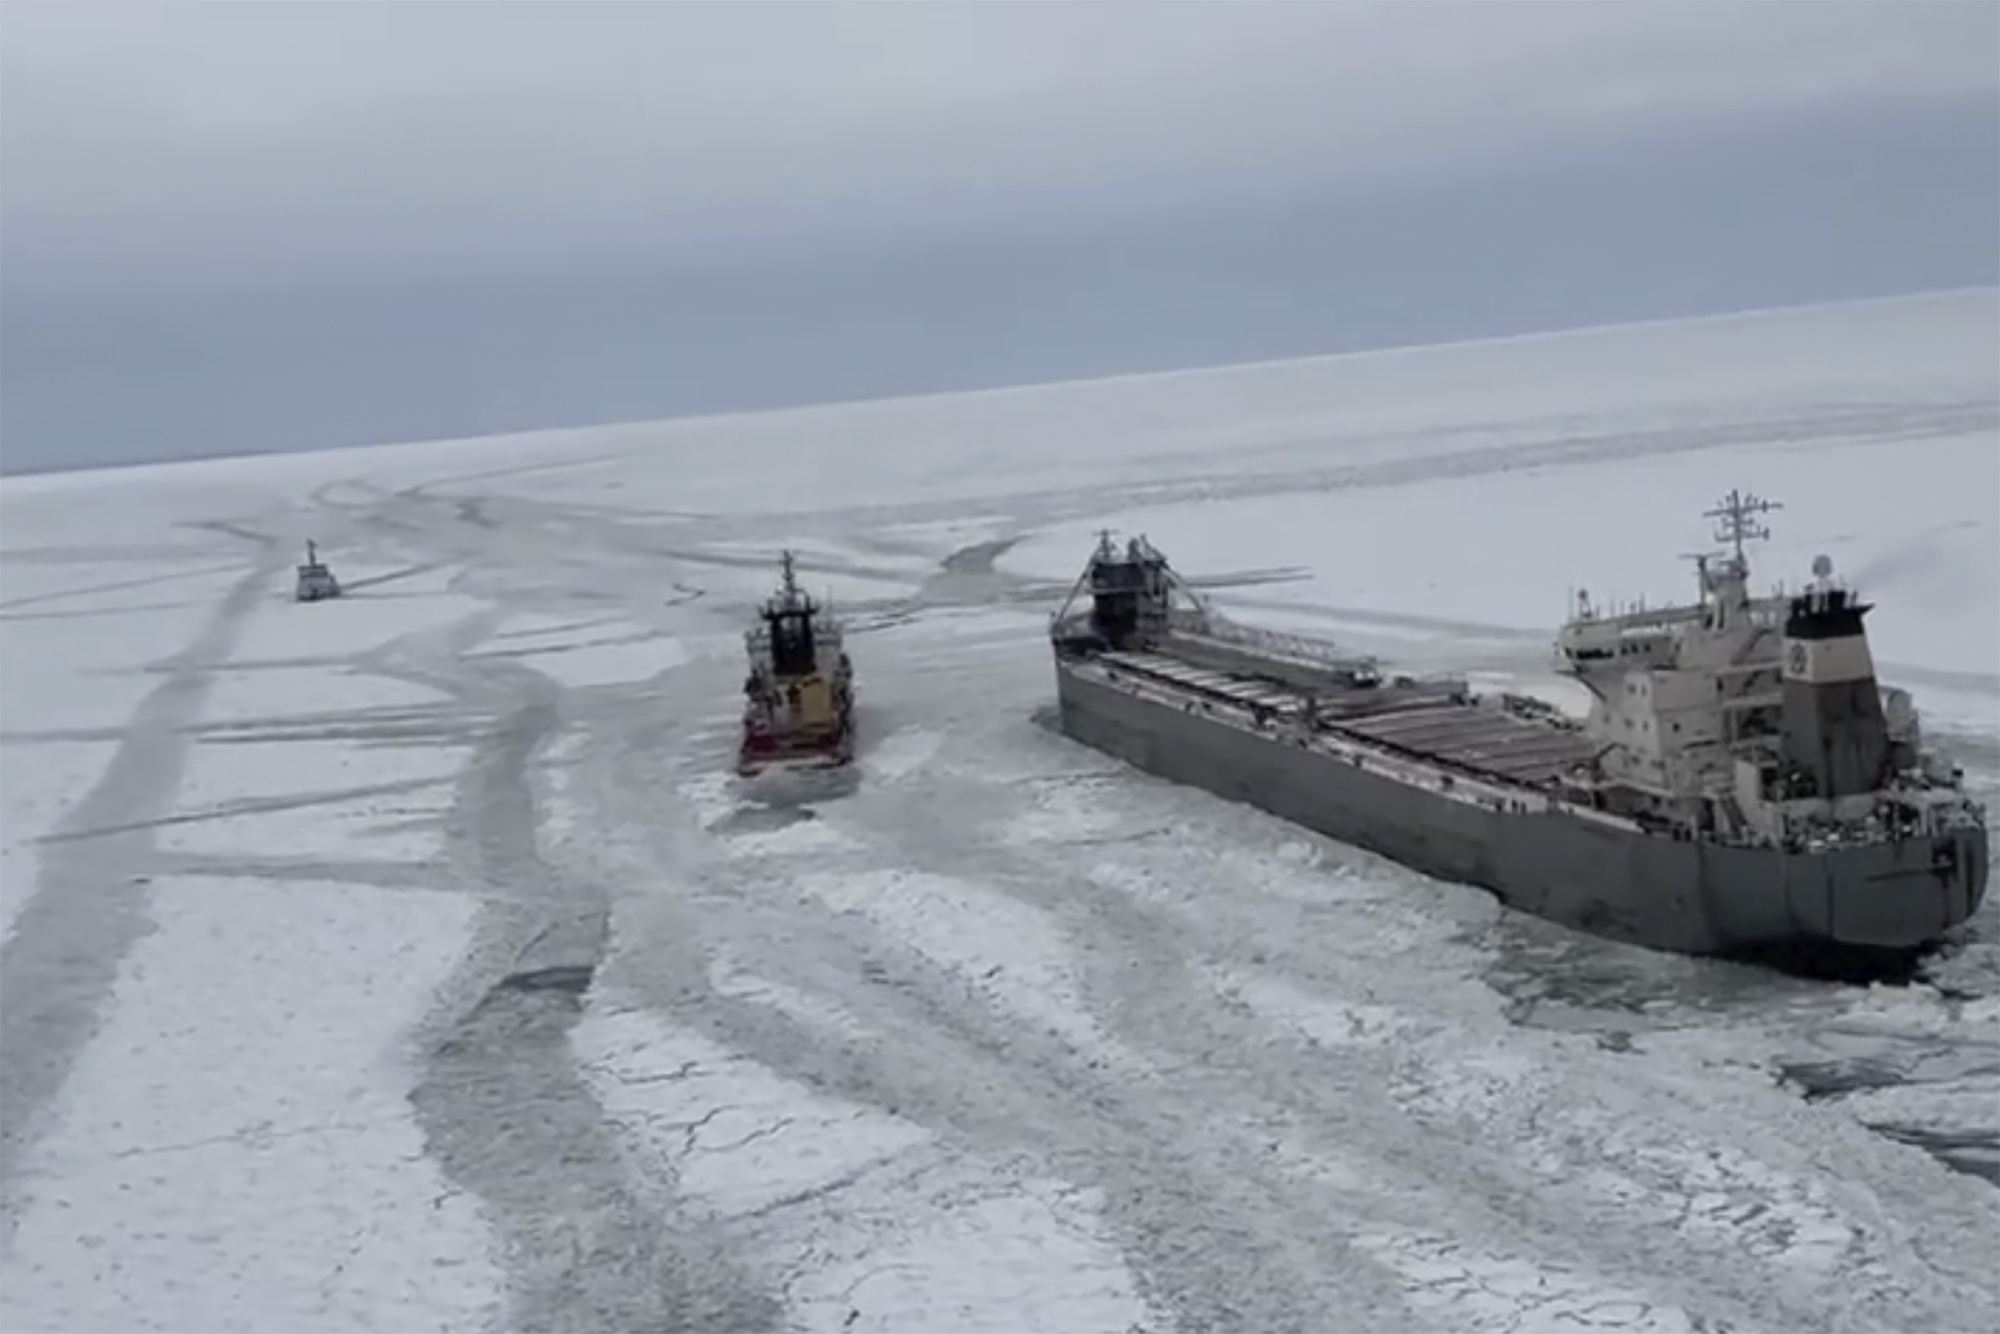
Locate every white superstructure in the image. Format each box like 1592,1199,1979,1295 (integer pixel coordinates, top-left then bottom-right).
1553,491,1977,850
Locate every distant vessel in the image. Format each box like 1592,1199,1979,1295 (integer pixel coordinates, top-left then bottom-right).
737,551,857,777
1047,494,1988,958
294,540,341,602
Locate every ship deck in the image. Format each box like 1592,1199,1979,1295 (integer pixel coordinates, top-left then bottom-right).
1092,648,1599,789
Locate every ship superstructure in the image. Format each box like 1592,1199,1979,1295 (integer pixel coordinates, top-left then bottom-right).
737,550,856,776
1551,491,1976,857
1048,503,1987,958
294,540,341,602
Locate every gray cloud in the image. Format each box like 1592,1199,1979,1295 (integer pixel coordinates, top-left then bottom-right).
2,1,1996,473
5,0,1995,297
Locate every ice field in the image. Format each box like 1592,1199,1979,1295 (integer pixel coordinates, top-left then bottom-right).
2,287,1997,1333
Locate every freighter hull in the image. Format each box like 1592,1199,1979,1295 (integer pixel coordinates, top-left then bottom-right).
1055,660,1988,957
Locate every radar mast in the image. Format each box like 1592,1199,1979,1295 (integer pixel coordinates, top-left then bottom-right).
1704,488,1781,570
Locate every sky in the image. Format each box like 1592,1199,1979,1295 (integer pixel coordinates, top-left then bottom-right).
2,0,1997,474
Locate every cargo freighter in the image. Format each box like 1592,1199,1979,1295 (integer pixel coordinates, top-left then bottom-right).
1047,493,1988,957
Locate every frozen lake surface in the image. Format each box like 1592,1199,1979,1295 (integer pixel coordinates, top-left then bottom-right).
3,289,1997,1332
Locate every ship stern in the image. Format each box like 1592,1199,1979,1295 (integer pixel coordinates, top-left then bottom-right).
1808,822,1991,950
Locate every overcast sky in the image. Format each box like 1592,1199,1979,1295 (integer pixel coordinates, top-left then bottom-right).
3,0,1997,473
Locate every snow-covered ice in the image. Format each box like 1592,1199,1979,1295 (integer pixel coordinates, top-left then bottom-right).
3,288,1997,1332
0,877,499,1334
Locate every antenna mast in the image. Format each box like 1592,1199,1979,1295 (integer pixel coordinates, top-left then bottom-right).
1703,489,1781,568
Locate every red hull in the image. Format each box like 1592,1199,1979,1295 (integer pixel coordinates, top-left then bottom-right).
736,718,855,777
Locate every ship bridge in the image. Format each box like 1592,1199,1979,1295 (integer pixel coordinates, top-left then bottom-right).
1557,489,1792,676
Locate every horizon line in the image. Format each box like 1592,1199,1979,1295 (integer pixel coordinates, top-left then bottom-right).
4,283,1993,487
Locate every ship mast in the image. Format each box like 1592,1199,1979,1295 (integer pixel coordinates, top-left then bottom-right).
767,548,814,615
1704,489,1780,571
1690,488,1781,624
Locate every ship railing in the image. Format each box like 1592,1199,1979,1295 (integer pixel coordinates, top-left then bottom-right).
1185,612,1381,671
